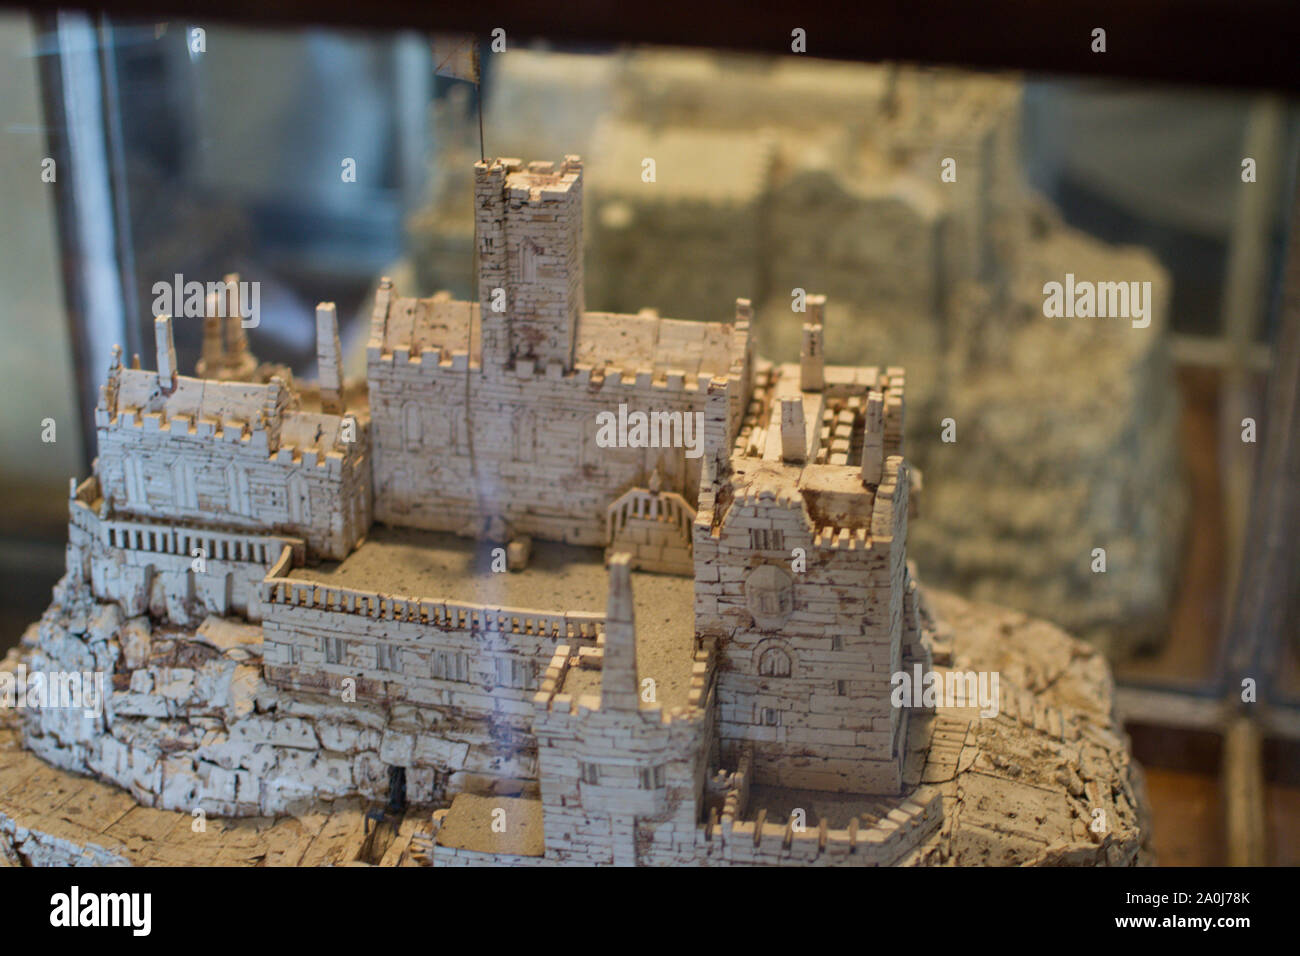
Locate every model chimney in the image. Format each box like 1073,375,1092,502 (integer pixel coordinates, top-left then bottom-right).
316,302,344,414
199,291,224,376
780,397,807,463
154,314,177,391
222,273,249,363
862,389,884,486
800,293,826,392
704,380,731,483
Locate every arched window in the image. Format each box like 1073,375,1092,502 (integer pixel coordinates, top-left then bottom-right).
518,238,539,283
758,647,792,678
514,410,534,461
402,401,422,451
745,565,794,628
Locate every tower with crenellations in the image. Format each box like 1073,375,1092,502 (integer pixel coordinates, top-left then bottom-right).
474,156,585,372
693,299,929,794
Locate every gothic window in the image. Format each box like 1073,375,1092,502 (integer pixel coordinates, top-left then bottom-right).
324,636,345,664
377,644,400,672
514,411,535,462
638,766,666,790
745,565,794,629
758,647,792,678
402,401,422,452
749,528,785,552
433,651,468,682
491,657,535,689
518,238,539,283
580,762,600,786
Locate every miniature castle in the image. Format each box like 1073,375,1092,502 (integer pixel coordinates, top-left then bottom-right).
36,155,943,866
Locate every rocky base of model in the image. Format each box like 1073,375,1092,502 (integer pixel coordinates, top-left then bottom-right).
1,581,1151,867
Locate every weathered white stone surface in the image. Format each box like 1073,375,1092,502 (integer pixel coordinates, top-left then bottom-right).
906,589,1153,865
19,587,419,817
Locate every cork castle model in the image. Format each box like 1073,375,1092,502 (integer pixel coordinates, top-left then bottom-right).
3,154,1150,866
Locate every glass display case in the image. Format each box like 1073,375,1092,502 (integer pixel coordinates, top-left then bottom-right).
0,6,1296,874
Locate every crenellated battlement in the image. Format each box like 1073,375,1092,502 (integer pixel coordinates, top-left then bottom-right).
532,638,714,726
89,302,372,561
261,576,606,644
477,155,584,202
365,248,750,547
369,344,733,396
700,785,943,866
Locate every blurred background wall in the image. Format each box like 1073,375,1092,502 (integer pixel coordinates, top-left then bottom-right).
0,12,83,644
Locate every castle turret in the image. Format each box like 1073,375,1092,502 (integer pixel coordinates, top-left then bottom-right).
600,554,639,712
779,397,807,463
154,314,177,391
704,380,732,483
474,155,584,371
315,302,344,414
694,297,914,795
196,273,257,381
533,549,713,865
862,388,884,486
222,273,251,371
800,293,826,392
200,290,225,375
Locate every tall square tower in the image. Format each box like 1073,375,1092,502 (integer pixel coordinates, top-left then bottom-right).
474,156,584,371
693,316,919,794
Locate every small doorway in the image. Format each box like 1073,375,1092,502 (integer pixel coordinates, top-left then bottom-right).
387,766,407,814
